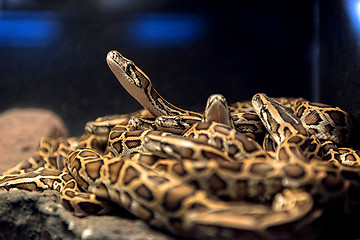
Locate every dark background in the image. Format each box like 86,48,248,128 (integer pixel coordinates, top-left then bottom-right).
1,0,359,148
320,0,360,148
0,0,315,136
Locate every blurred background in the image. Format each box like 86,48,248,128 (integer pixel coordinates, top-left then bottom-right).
1,0,359,146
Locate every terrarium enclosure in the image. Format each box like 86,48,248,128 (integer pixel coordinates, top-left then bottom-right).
2,1,360,239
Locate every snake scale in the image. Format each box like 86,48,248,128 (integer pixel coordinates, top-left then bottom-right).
1,50,360,239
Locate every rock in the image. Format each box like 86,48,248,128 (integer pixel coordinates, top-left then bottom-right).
0,190,176,240
0,108,69,173
0,108,176,240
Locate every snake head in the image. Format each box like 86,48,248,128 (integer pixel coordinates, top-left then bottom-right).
107,50,146,88
204,94,234,128
251,93,269,114
107,50,132,74
155,115,200,134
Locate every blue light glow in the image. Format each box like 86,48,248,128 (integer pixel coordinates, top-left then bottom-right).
346,0,360,35
0,11,60,47
128,13,207,47
356,1,360,19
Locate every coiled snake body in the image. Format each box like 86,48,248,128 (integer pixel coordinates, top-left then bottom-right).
1,50,359,239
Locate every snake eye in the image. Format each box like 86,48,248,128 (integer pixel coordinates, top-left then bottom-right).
124,62,132,75
174,116,182,122
252,94,260,102
261,104,268,111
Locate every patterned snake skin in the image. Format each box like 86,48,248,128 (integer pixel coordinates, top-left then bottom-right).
0,50,359,239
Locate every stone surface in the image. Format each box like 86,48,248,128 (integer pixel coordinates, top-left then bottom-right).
0,108,69,173
0,190,176,240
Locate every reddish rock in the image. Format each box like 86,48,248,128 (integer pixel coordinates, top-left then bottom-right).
0,108,69,173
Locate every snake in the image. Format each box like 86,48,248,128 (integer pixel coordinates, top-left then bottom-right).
106,50,202,118
0,50,358,239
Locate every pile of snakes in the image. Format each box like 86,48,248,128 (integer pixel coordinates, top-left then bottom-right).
1,50,360,239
